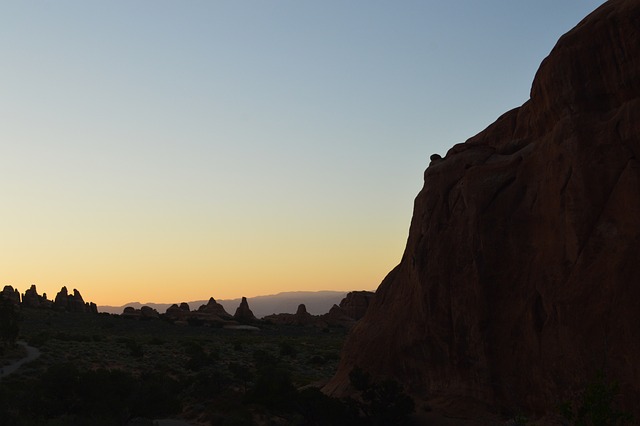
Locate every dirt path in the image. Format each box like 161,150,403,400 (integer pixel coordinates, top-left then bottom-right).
0,341,41,379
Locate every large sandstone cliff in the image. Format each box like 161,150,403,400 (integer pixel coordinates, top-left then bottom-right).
326,0,640,417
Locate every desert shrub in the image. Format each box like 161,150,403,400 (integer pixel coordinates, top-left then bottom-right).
252,348,278,368
6,363,137,424
233,340,244,351
131,372,182,418
185,341,218,371
187,369,231,397
228,361,253,394
323,351,340,361
348,366,415,426
2,362,182,424
75,368,137,423
206,395,255,426
247,364,296,410
294,387,361,426
118,338,144,358
279,340,297,358
309,354,326,365
148,337,164,345
187,317,204,327
38,362,82,415
100,321,115,329
53,331,93,342
0,299,20,347
560,371,633,426
91,334,104,342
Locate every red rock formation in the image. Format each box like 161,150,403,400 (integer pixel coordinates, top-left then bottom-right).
164,297,236,326
1,285,21,305
264,303,316,326
53,286,97,313
264,295,375,328
166,303,188,320
68,289,86,312
22,285,42,308
22,285,54,309
337,291,374,321
327,0,640,418
321,304,357,328
122,305,160,319
197,297,233,319
233,297,258,323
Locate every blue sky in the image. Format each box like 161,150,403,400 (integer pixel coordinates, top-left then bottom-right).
0,1,606,305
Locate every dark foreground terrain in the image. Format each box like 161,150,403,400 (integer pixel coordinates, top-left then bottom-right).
0,308,413,426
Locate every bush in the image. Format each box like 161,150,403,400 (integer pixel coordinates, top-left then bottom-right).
279,340,297,358
131,372,182,418
348,366,415,425
185,341,218,371
560,371,633,426
247,364,296,410
295,387,361,426
228,362,253,394
125,339,144,359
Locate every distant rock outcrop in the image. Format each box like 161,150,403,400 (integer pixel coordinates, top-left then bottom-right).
1,284,97,313
264,291,375,328
327,0,640,418
54,286,97,313
162,297,235,326
22,285,54,309
264,303,315,326
336,291,374,321
233,297,258,323
98,290,349,317
197,297,233,320
1,285,21,304
122,305,160,320
165,303,189,320
321,304,357,328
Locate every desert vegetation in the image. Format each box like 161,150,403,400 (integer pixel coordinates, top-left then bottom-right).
0,308,413,425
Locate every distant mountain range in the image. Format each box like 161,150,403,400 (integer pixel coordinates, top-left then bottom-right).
98,290,365,319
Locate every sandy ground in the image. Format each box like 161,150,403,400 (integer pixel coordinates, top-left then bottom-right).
0,341,41,379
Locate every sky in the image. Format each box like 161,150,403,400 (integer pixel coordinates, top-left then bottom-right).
1,1,606,307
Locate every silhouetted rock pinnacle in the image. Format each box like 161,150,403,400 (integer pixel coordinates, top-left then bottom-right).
233,297,257,323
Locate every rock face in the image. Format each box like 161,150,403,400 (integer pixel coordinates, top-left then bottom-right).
336,291,374,321
327,0,640,418
233,297,257,323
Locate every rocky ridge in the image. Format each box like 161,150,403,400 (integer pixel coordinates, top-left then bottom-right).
123,291,375,330
0,284,97,314
263,291,375,328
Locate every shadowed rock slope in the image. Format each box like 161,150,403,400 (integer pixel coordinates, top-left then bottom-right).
326,0,640,417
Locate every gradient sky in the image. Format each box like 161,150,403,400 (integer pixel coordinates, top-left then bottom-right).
1,1,605,307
